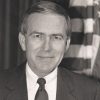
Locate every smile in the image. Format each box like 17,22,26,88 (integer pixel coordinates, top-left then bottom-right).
37,56,54,58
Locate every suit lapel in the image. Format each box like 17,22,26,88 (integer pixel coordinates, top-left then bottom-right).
4,64,76,100
5,65,28,100
56,67,76,100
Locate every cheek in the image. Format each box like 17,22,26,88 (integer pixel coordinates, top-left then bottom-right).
26,39,43,50
52,42,66,52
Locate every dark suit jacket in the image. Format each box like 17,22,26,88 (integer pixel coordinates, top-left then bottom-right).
0,63,100,100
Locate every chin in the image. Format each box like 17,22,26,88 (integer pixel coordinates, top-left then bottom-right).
39,66,54,73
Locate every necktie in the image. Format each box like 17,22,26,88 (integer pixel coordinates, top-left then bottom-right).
35,78,48,100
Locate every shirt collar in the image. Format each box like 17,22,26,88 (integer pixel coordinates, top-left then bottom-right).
26,63,38,86
44,67,57,84
26,62,57,85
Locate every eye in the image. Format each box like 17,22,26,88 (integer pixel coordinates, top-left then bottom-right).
53,35,63,40
28,32,44,40
34,33,42,38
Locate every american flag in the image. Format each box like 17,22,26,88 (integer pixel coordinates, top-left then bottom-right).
60,0,100,78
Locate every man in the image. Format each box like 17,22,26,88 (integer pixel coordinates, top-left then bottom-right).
0,1,100,100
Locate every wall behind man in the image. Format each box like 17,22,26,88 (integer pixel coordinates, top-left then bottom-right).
0,0,19,70
0,0,35,70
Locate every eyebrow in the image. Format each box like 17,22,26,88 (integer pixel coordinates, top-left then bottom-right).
52,34,64,37
28,31,44,36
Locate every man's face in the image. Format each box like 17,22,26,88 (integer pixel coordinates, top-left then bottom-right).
19,13,70,77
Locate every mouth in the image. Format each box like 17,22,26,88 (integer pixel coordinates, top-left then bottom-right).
37,56,54,58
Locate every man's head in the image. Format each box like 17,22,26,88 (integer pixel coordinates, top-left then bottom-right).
19,1,71,77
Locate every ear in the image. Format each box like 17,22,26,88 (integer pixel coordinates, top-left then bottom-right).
18,32,26,51
66,38,70,51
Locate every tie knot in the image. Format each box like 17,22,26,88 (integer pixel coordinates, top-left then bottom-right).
37,78,46,87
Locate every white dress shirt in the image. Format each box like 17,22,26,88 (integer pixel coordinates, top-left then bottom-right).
26,63,57,100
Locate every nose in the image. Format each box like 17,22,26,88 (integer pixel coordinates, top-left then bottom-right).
42,36,51,51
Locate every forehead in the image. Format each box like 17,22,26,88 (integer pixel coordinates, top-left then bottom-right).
26,13,67,35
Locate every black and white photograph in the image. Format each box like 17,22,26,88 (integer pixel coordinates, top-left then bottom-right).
0,0,100,100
